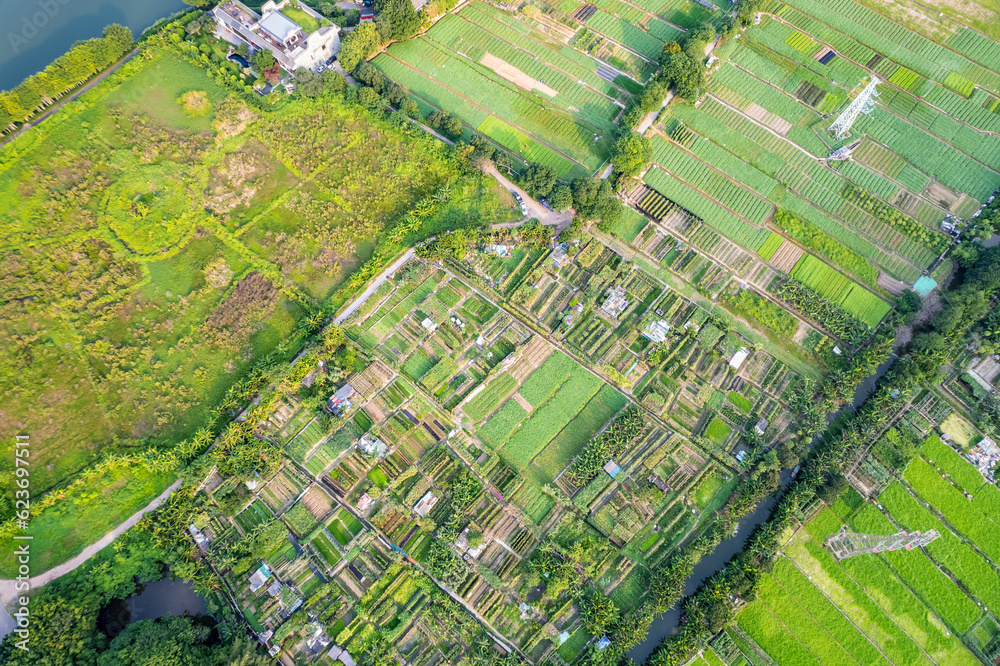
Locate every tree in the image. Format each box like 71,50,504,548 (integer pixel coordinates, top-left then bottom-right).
660,51,705,100
294,68,325,97
374,0,422,40
359,86,383,110
470,134,495,161
776,441,799,469
354,60,386,92
401,99,420,117
251,49,276,73
323,69,347,93
519,164,558,199
263,63,282,85
816,473,849,504
896,290,922,320
610,132,652,178
103,24,134,57
339,22,382,73
548,185,573,211
383,81,407,105
581,594,619,635
442,115,463,138
97,617,215,666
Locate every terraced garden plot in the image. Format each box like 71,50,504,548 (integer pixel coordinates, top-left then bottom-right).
651,137,774,226
920,436,984,494
850,504,981,633
643,168,772,252
534,383,626,480
428,10,623,128
878,483,1000,627
583,10,671,60
903,457,1000,563
235,500,274,532
779,509,979,666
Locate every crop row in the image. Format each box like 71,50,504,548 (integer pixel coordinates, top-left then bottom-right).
789,255,889,328
501,370,603,464
644,167,772,251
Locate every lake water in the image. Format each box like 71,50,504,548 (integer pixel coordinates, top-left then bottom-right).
98,575,209,638
0,0,185,90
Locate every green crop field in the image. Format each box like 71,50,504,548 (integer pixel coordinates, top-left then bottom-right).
742,508,983,666
500,370,603,465
790,255,889,327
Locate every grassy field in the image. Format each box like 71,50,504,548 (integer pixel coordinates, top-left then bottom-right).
0,41,514,572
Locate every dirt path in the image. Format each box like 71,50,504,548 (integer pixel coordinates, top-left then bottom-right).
0,47,140,148
0,478,182,636
482,162,575,229
334,248,416,325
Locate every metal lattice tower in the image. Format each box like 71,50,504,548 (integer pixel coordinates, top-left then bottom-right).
825,527,940,559
828,78,881,141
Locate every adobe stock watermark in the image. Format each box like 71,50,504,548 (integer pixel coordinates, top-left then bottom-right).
8,0,73,56
11,434,31,652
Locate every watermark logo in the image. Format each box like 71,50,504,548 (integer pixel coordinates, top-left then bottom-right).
12,434,31,652
8,0,73,56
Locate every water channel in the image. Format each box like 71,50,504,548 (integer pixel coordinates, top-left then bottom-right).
627,333,903,662
0,0,185,90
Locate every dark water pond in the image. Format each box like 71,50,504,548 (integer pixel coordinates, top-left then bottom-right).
98,575,209,638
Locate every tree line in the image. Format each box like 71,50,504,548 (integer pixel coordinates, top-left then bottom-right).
0,24,133,129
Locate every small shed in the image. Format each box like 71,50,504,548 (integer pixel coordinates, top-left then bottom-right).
754,418,768,436
603,460,622,478
248,564,272,592
728,347,750,370
414,491,439,517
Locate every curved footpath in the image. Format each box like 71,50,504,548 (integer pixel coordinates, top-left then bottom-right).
0,478,182,638
0,47,139,149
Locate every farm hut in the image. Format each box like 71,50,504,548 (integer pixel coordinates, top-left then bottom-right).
754,418,768,436
248,564,272,592
643,319,671,344
414,491,438,517
357,493,375,512
327,383,356,414
600,285,629,319
603,460,622,478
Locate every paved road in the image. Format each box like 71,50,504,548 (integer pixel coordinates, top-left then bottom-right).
0,47,140,149
333,248,415,325
0,478,182,637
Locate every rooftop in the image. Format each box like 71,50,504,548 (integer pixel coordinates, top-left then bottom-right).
258,10,301,42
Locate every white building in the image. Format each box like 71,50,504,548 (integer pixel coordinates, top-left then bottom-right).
212,0,340,73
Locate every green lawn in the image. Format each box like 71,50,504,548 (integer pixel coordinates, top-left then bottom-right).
281,7,322,33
